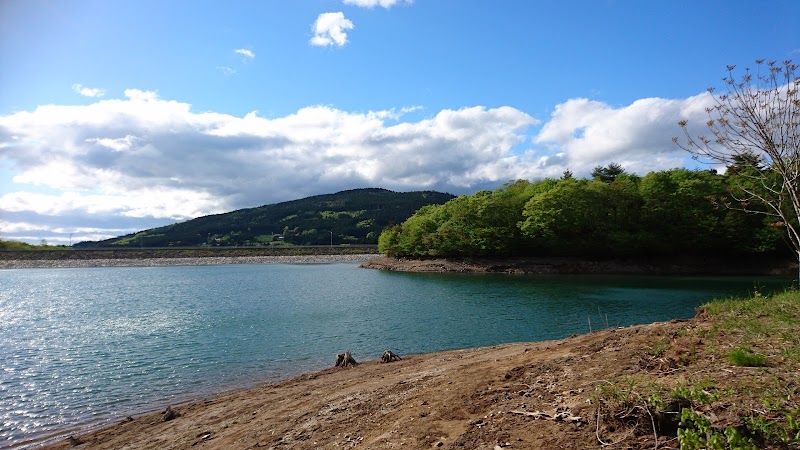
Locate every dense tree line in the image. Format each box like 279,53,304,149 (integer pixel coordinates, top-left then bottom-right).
378,166,789,259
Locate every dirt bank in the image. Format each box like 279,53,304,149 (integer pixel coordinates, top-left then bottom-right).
361,255,796,275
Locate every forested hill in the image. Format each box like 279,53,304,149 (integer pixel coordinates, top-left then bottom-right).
76,189,455,248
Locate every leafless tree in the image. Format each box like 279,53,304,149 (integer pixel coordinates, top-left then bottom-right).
675,59,799,282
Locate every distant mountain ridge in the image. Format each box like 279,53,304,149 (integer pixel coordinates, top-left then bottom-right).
76,188,456,248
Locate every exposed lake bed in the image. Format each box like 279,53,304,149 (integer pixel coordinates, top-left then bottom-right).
363,255,797,276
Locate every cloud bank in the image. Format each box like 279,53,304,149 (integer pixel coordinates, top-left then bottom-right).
0,89,713,244
310,12,354,47
534,93,715,174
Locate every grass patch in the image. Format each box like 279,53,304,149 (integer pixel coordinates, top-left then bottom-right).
701,290,800,360
596,289,800,448
729,347,767,367
701,290,800,328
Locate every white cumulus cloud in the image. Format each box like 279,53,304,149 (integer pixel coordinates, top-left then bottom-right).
310,12,354,47
72,84,106,97
0,88,716,244
534,93,715,175
343,0,412,8
0,91,540,243
234,48,255,59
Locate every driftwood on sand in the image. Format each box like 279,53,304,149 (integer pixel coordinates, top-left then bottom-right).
162,405,180,422
335,351,358,368
381,349,402,363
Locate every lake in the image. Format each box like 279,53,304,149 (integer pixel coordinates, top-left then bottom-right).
0,262,791,447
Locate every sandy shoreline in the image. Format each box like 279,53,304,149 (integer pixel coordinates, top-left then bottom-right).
35,299,798,449
0,254,380,269
33,319,695,450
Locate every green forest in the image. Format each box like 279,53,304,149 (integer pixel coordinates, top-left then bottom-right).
378,165,791,259
76,188,455,248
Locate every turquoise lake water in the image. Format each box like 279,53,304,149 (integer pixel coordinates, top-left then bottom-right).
0,262,792,447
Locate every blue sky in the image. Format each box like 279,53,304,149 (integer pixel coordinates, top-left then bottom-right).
1,0,798,244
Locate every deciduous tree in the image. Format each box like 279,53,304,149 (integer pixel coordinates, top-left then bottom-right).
675,60,799,281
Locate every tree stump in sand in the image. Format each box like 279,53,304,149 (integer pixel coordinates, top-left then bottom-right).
335,351,358,367
381,349,402,363
162,405,180,421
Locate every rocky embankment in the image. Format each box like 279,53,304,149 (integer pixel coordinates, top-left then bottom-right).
0,248,379,269
361,255,796,275
1,254,378,269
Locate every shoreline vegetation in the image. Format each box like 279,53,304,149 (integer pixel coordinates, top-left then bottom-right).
36,289,799,449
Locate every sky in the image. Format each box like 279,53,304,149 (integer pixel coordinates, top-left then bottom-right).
1,0,798,245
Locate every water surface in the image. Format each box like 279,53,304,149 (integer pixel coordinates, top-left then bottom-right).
0,263,790,447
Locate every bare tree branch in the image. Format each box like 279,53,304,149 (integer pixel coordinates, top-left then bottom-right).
675,60,800,282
